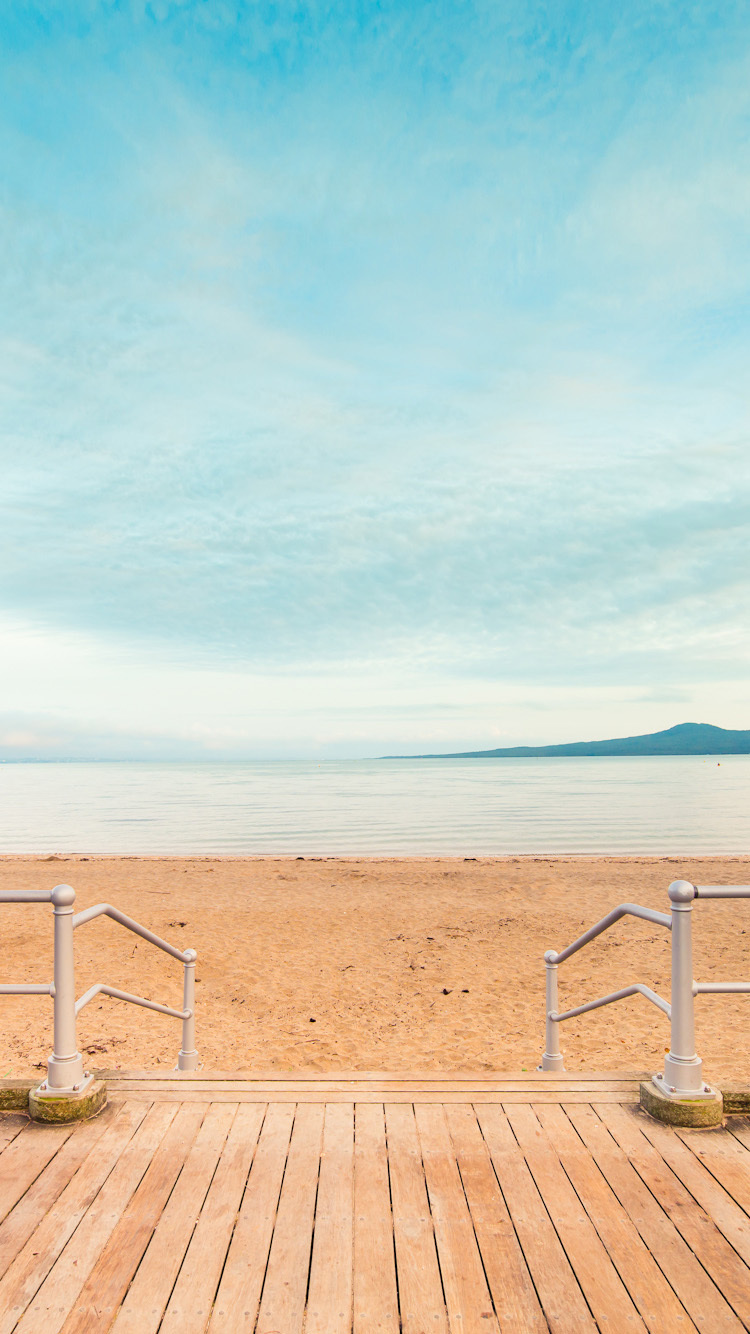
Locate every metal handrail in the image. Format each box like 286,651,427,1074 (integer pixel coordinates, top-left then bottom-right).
0,890,57,903
540,902,672,1072
75,983,190,1020
72,903,192,962
0,884,199,1095
541,880,750,1102
695,885,750,898
0,983,53,995
693,982,750,994
554,983,671,1024
545,902,671,965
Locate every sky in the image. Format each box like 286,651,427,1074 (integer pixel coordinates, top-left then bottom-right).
1,0,749,759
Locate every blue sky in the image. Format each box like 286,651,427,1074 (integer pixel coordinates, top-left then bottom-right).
1,0,749,758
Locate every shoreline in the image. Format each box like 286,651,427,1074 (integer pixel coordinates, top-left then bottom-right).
1,854,748,1081
2,851,746,862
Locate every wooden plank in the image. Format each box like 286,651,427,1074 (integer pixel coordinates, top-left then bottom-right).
726,1116,750,1151
15,1102,202,1334
443,1104,546,1332
505,1103,644,1333
105,1078,640,1093
106,1088,637,1104
0,1104,117,1275
255,1103,324,1334
0,1114,28,1155
19,1080,750,1334
598,1104,750,1329
536,1104,697,1332
636,1111,750,1268
157,1104,265,1334
84,1103,237,1334
104,1083,640,1101
567,1104,744,1334
385,1102,449,1333
207,1104,292,1333
353,1103,399,1334
414,1103,499,1332
0,1101,152,1334
680,1121,750,1211
98,1068,648,1082
0,1120,75,1225
475,1104,596,1333
305,1103,354,1334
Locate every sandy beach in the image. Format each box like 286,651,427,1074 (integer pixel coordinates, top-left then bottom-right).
0,854,748,1081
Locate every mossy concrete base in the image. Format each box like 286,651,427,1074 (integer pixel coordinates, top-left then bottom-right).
640,1079,723,1127
0,1079,36,1112
721,1083,750,1114
29,1079,107,1123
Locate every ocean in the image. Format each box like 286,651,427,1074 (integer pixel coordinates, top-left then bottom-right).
0,755,748,856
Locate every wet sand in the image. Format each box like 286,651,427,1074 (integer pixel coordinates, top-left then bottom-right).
0,855,748,1080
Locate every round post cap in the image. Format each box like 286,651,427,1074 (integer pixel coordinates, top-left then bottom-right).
668,880,696,903
51,884,76,907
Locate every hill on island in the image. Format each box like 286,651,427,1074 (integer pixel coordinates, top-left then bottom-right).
387,722,750,759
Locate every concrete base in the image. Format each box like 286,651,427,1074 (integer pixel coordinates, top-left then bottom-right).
29,1079,107,1123
640,1079,723,1128
721,1083,750,1114
0,1079,37,1112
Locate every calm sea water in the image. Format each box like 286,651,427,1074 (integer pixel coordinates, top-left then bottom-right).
0,756,747,856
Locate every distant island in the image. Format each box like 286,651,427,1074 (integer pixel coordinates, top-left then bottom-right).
385,722,750,759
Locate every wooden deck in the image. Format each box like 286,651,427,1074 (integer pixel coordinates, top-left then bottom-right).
0,1073,749,1332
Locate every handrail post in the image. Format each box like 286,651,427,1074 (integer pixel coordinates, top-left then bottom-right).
540,951,565,1071
176,949,200,1071
45,885,86,1092
655,881,708,1098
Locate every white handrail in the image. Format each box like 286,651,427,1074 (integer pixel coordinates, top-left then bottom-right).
0,890,56,903
541,880,750,1102
72,903,192,963
693,982,750,994
553,983,671,1024
695,885,750,898
0,884,199,1094
0,983,54,995
546,903,671,965
75,983,190,1020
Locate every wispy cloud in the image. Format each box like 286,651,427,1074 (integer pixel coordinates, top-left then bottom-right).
1,2,749,754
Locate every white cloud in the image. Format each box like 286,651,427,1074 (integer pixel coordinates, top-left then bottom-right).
0,3,749,754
